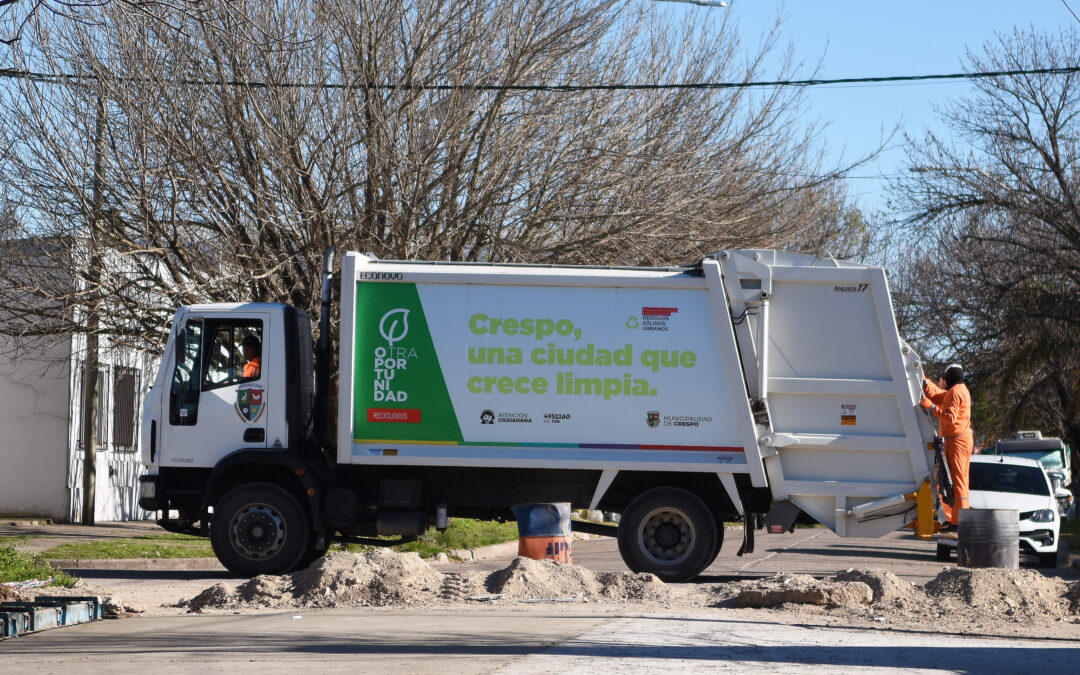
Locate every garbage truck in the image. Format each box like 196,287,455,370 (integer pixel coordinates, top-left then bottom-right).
138,249,938,581
993,431,1075,517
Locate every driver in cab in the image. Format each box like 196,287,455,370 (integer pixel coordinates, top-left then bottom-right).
242,335,261,379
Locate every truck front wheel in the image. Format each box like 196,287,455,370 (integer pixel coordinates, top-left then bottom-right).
211,483,311,576
617,487,718,582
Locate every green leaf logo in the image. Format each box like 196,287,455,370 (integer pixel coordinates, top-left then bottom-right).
379,308,410,346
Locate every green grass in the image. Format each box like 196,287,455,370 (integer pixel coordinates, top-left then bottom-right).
38,533,215,560
30,521,518,561
0,545,77,586
0,535,31,545
335,518,520,558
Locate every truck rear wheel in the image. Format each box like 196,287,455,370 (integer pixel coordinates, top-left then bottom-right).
211,483,311,576
617,487,718,582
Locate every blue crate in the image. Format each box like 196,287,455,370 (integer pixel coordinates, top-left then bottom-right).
34,597,102,625
1,611,31,637
37,595,104,620
0,603,62,631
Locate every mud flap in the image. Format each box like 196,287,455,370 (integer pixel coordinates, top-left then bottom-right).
737,516,756,556
764,499,802,534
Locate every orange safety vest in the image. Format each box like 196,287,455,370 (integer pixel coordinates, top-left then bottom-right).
923,380,971,438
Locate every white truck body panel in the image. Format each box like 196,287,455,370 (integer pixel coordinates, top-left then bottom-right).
337,250,934,538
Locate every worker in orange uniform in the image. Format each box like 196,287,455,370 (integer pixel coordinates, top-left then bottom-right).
241,335,261,379
921,364,972,531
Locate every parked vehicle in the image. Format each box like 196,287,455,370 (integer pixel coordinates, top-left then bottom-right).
936,455,1060,568
138,249,938,581
993,431,1074,518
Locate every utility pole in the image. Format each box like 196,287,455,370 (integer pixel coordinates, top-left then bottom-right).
79,94,107,526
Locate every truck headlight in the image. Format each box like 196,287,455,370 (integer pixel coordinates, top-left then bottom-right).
139,478,157,500
1029,509,1055,523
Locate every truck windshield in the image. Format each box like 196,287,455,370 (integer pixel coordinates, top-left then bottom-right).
970,463,1050,496
997,450,1065,469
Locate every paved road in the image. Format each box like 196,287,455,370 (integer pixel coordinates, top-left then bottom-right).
3,607,1078,673
4,522,1080,672
447,527,1075,586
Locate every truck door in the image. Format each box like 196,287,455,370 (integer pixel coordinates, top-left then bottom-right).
163,313,273,467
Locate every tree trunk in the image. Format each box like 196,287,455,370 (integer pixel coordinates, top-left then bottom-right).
79,353,99,525
80,94,107,526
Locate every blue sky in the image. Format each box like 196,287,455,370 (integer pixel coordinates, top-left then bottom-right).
710,1,1076,215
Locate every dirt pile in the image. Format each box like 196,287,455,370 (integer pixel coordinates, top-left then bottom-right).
0,585,22,602
182,552,667,612
923,567,1071,620
595,570,668,602
293,550,444,608
485,557,667,602
832,568,925,609
711,566,1079,635
486,557,600,600
734,573,873,609
175,548,1078,630
185,583,237,612
1066,583,1080,614
184,550,445,611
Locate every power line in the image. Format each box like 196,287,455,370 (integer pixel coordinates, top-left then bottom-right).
1064,0,1080,26
1,65,1079,91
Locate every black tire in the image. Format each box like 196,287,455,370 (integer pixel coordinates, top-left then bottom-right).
1037,551,1058,568
935,542,952,562
211,483,311,576
711,522,725,565
616,487,718,582
298,532,334,569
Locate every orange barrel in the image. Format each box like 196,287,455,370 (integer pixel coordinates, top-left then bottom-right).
511,503,572,564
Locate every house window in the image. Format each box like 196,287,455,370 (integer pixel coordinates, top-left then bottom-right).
96,364,110,446
75,361,111,450
112,367,140,453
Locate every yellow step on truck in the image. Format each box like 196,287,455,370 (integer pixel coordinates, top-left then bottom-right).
138,249,938,582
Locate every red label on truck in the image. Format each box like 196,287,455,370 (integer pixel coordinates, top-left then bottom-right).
367,408,422,424
641,307,678,317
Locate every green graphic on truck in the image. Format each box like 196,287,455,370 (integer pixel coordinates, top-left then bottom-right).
353,281,742,450
353,282,463,443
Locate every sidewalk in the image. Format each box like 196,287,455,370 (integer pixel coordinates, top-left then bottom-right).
1,519,525,573
1,520,166,554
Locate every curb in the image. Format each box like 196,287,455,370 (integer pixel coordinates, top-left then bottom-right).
46,541,526,572
448,540,520,563
51,558,226,571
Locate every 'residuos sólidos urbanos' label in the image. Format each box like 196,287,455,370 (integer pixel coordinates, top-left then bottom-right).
352,281,741,451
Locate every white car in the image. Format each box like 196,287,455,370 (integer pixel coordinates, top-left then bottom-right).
936,455,1060,568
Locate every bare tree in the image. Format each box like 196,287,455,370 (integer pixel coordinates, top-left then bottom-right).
890,27,1080,477
1,0,861,352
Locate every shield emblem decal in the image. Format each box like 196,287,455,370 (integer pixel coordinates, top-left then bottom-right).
236,385,265,423
646,411,660,428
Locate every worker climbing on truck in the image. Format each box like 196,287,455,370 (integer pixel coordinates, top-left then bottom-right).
921,364,972,531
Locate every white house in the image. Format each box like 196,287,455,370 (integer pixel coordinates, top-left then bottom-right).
0,331,154,522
